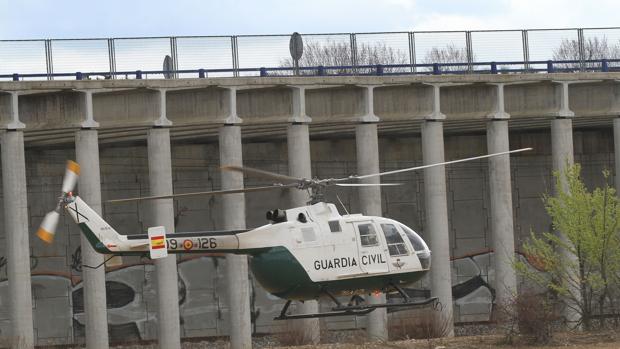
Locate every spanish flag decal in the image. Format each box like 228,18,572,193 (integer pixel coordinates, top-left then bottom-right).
150,235,165,250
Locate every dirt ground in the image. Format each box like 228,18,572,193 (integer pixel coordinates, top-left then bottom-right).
273,331,620,349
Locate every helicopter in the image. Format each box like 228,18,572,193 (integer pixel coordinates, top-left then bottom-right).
36,147,531,319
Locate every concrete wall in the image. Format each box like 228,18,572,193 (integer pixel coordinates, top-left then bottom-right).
0,127,614,345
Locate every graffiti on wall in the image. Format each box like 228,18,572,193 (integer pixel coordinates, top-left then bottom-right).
0,251,539,344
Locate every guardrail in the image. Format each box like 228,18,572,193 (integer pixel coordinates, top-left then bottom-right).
1,27,620,80
2,59,619,81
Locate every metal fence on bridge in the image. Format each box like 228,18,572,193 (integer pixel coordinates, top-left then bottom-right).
1,27,620,80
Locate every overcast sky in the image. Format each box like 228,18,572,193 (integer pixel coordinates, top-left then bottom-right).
1,0,619,40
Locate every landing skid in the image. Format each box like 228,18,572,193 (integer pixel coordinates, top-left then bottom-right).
274,284,439,320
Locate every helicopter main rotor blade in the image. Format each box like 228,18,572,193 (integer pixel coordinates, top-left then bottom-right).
334,148,532,182
334,183,402,187
221,165,303,184
106,184,298,203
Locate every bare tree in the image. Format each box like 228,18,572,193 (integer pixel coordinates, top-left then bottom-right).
280,40,408,74
553,36,620,70
422,43,471,72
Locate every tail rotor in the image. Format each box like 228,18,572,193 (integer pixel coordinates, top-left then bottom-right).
37,160,80,244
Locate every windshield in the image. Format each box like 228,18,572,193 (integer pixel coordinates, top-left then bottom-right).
399,224,429,253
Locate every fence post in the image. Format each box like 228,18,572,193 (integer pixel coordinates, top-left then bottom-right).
408,32,416,73
522,30,530,72
602,59,609,72
108,38,116,79
433,63,440,75
465,31,473,73
231,36,239,77
547,60,555,73
170,37,179,79
350,33,358,75
45,39,54,81
260,67,267,77
375,64,384,76
577,28,585,72
491,62,498,74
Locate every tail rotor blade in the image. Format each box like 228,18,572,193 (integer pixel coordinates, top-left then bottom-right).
37,210,60,244
61,160,80,193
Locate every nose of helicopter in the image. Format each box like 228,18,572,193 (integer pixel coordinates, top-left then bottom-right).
418,249,431,270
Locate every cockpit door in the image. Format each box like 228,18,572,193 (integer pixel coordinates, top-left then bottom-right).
353,221,389,274
378,222,419,272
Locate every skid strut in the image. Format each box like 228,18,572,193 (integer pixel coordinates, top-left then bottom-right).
274,287,439,320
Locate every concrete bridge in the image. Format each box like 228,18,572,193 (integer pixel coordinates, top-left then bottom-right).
1,72,619,347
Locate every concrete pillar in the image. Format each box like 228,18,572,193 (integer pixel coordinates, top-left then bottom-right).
219,125,252,349
355,122,388,341
75,129,109,349
614,118,620,191
486,120,517,308
421,121,454,337
1,130,34,348
287,123,320,344
147,128,181,349
551,118,580,325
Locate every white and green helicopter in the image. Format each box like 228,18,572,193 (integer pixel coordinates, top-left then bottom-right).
36,148,530,319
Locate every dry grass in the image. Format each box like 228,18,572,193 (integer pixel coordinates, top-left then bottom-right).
389,308,452,342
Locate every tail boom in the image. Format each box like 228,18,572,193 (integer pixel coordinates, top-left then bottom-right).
65,196,243,256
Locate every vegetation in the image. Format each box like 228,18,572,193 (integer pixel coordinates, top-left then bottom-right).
280,40,408,74
422,43,471,72
515,164,620,331
553,37,620,69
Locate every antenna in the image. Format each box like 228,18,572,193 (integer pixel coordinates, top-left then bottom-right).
336,194,350,215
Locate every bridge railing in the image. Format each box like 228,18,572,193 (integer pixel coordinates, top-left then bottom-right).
1,27,620,81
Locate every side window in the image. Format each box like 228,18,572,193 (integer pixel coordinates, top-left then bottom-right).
381,224,409,256
400,224,427,252
357,223,379,246
328,220,341,233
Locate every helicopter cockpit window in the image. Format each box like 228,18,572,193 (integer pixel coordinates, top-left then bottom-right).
381,224,409,256
357,223,379,246
328,220,341,233
400,224,427,252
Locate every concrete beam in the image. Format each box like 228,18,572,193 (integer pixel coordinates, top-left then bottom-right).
569,80,620,117
92,88,162,128
166,87,231,125
355,122,388,341
306,86,365,122
287,123,320,344
75,129,109,349
147,128,181,349
421,120,454,336
219,125,251,349
237,86,292,123
1,130,34,348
